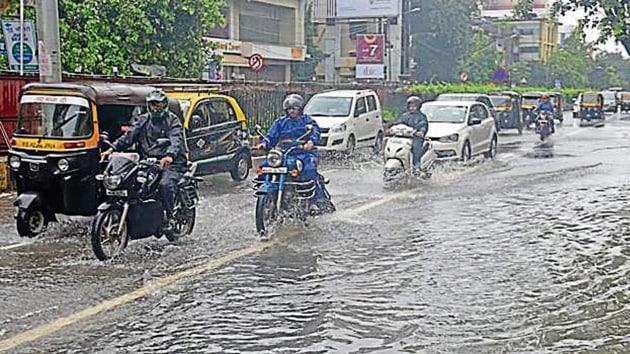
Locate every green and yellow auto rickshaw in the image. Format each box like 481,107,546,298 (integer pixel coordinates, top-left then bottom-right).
8,82,179,237
548,91,564,123
490,92,523,134
578,92,604,127
521,91,543,129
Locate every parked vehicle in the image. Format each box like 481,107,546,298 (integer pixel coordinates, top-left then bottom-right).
490,92,522,134
435,93,500,132
252,125,335,238
578,92,605,127
521,92,543,128
159,84,252,181
619,92,630,113
90,138,200,261
383,123,436,188
422,101,498,162
7,82,175,238
303,89,385,155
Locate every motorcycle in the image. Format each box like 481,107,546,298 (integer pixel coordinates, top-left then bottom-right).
252,124,335,238
535,111,553,141
90,138,201,261
383,124,436,188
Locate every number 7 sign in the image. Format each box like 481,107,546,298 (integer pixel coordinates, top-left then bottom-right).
356,34,384,65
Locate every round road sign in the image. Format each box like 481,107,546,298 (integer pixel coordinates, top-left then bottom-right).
248,53,264,72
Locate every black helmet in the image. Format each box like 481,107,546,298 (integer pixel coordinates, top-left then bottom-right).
283,94,305,113
146,89,168,119
407,96,422,108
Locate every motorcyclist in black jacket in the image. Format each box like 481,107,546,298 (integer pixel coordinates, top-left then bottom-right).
395,96,429,168
100,89,187,230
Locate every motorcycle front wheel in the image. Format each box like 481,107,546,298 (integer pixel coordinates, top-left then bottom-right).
255,193,277,238
165,204,196,243
91,208,128,261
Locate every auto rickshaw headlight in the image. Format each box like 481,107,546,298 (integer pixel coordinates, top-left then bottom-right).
57,158,70,172
267,149,283,168
104,175,122,190
9,155,20,169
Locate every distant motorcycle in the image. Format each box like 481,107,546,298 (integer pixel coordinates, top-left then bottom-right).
535,112,553,141
253,124,335,238
90,138,200,261
383,124,436,188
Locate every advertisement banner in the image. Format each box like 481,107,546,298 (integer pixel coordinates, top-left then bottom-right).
1,19,38,71
337,0,400,18
356,34,384,64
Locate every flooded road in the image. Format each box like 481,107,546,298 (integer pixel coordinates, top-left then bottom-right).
1,113,629,353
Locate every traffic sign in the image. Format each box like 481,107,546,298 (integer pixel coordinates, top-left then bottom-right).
248,53,264,72
492,67,509,84
460,71,468,82
554,79,562,89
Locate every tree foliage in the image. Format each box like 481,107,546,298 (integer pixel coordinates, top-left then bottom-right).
546,35,593,87
512,0,536,20
409,0,477,82
459,30,502,82
1,0,225,77
291,3,323,82
553,0,630,56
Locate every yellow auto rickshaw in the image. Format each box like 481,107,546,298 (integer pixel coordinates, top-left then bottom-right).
491,91,523,134
578,91,605,127
619,91,630,113
8,82,177,237
548,91,564,123
521,91,543,129
156,84,252,181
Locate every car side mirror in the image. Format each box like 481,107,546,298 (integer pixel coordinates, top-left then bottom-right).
354,108,366,117
469,117,482,125
191,114,203,128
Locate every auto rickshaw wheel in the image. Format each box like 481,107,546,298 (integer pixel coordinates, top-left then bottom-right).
16,209,47,238
230,153,250,181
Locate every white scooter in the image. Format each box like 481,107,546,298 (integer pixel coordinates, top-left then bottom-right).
383,124,437,187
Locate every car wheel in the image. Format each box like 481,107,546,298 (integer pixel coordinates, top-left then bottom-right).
484,135,498,159
373,131,384,154
346,135,356,156
461,141,472,162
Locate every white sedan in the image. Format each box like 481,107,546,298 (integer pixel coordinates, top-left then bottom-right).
421,101,498,161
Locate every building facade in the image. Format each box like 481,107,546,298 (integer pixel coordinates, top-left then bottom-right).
205,0,307,82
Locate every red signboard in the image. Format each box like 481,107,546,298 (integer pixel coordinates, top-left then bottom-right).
248,53,264,72
356,34,384,64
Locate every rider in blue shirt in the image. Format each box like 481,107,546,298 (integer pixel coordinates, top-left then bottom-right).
257,94,333,213
535,93,556,133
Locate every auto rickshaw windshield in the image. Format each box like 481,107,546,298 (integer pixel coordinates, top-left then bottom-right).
582,95,601,104
522,96,540,106
15,95,92,138
178,99,191,118
490,96,511,107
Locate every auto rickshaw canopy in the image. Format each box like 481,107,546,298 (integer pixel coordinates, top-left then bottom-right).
581,92,604,107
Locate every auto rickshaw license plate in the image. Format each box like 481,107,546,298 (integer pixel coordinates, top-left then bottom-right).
261,167,288,174
106,189,128,197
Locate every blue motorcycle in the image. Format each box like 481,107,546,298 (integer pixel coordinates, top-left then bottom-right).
253,124,335,238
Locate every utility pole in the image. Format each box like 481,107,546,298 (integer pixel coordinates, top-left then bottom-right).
35,0,62,83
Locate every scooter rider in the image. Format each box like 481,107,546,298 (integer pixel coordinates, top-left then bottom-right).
256,93,334,213
395,96,429,169
100,89,187,230
534,93,556,133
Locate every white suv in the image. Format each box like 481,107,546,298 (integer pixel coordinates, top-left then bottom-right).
303,90,385,154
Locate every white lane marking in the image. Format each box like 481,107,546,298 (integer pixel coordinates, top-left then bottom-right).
0,241,33,251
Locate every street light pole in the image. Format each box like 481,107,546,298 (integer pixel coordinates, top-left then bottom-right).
35,0,62,83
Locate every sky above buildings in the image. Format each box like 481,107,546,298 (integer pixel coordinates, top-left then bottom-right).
559,8,628,58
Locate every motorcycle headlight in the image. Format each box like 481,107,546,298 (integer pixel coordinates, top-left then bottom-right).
439,133,459,143
104,175,122,190
296,159,303,172
57,158,69,172
330,123,346,134
266,149,283,168
9,155,20,169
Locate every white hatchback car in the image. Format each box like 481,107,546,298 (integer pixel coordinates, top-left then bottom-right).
303,90,384,154
422,101,498,161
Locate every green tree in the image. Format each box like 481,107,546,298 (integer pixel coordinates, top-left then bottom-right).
291,3,323,82
553,0,630,56
545,34,593,87
1,0,225,77
410,0,477,82
512,0,536,20
459,30,502,82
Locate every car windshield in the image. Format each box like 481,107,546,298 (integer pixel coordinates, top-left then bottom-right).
178,99,191,118
490,96,510,107
421,105,468,123
304,96,353,117
601,92,616,102
15,95,92,138
436,95,474,101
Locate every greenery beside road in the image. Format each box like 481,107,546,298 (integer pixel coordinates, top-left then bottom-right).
402,83,588,98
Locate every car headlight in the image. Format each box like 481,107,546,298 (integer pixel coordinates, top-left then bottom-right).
330,123,346,134
266,149,283,168
57,158,69,172
9,155,20,169
104,175,122,190
439,133,459,143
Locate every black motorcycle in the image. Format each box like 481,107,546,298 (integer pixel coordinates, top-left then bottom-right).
90,138,200,261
